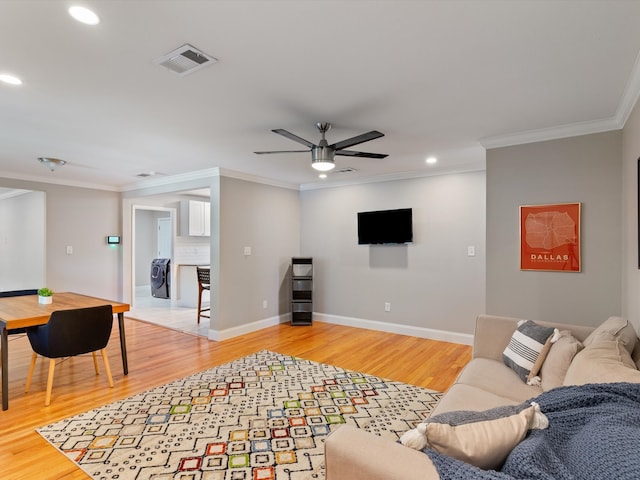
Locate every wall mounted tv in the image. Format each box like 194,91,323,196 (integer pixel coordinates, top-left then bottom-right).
357,208,413,245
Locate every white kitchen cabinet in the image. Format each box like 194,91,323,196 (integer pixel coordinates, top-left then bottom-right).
180,200,210,236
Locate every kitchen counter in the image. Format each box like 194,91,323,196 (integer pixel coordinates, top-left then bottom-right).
175,264,209,308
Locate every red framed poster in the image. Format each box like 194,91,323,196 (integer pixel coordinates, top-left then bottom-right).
520,202,581,272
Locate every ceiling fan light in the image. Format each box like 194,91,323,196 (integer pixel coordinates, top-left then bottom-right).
311,144,335,171
312,160,335,171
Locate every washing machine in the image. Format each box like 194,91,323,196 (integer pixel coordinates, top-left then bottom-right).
150,258,171,299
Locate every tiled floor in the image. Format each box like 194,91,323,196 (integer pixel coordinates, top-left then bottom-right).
128,287,209,337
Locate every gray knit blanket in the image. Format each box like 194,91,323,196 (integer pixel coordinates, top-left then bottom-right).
423,383,640,479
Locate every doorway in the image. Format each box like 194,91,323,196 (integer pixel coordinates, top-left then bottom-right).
0,189,45,290
158,217,172,258
130,204,209,337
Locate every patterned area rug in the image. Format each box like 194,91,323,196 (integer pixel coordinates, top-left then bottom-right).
37,350,442,479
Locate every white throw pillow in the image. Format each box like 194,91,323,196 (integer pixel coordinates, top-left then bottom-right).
399,402,548,471
540,331,583,391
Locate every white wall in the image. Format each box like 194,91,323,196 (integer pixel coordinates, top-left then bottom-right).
622,97,640,332
0,178,121,299
486,131,622,326
300,171,486,341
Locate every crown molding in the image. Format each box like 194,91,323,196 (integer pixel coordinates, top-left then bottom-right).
0,171,120,192
481,51,640,150
0,188,31,200
479,117,621,150
119,168,221,192
300,161,486,191
615,49,640,127
120,167,299,193
217,168,299,191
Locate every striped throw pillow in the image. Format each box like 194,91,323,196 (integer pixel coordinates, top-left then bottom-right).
503,320,557,384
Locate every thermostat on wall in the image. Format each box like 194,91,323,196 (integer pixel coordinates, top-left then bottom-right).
107,235,121,245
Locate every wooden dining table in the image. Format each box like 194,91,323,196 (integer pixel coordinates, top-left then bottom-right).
0,292,130,410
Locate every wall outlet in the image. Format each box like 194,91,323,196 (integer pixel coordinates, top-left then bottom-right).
244,246,252,256
66,245,73,255
262,300,268,309
467,245,476,257
384,302,391,312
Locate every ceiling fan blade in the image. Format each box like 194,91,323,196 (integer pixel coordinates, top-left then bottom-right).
254,150,310,154
335,150,388,159
330,130,384,151
272,129,315,148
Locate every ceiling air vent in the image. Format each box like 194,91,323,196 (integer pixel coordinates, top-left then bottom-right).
135,171,164,178
334,167,357,174
153,44,218,76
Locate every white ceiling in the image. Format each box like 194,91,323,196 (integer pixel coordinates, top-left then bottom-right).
1,1,640,191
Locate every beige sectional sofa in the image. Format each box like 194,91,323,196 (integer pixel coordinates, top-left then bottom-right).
324,314,640,480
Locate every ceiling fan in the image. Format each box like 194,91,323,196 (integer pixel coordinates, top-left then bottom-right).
254,122,388,172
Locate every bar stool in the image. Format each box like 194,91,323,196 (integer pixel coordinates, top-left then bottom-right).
196,267,210,323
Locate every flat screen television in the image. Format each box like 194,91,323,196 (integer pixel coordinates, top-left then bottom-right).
357,208,413,245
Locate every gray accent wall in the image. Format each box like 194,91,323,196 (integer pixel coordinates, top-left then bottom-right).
300,171,486,336
486,131,622,326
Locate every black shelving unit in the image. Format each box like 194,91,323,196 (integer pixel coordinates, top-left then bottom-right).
291,257,313,326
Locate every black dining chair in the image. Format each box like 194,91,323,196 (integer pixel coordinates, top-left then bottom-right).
196,267,210,324
25,304,114,406
0,289,38,335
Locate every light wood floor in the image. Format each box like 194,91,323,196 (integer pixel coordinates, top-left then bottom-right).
0,318,471,479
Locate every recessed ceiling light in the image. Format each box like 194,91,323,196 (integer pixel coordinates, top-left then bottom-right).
426,156,438,165
0,74,22,85
68,6,100,25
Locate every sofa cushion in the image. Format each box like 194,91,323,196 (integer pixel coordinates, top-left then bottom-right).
540,331,583,391
583,316,637,354
430,383,520,418
502,320,557,384
401,403,547,470
325,425,441,480
563,340,640,386
456,358,542,402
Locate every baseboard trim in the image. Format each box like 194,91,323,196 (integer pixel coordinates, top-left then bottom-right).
314,313,474,345
208,314,289,341
209,312,473,345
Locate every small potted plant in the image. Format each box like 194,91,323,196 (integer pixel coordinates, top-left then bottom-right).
38,287,54,304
